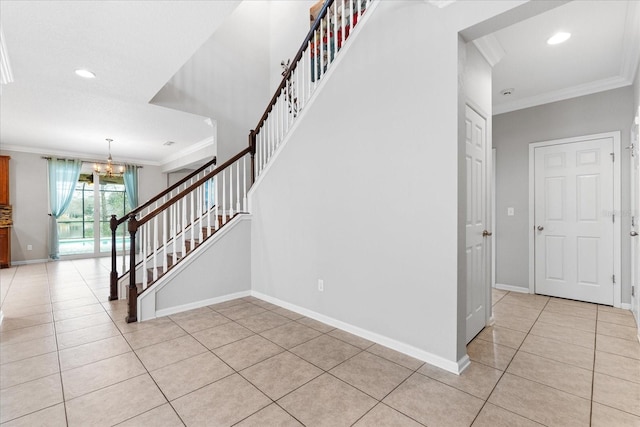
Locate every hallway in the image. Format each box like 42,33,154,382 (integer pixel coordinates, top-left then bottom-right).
0,259,639,426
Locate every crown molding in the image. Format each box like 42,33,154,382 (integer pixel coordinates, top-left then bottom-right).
0,27,14,85
493,75,632,115
0,144,162,166
159,136,215,167
472,34,506,67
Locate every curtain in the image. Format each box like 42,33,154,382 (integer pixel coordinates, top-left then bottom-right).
123,164,138,209
48,158,82,259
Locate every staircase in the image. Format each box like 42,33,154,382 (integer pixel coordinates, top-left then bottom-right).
110,0,375,322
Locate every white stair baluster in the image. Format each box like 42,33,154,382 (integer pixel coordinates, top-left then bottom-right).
214,176,219,230
190,190,195,250
243,156,247,212
162,210,167,274
142,224,148,290
181,197,187,255
198,184,204,242
229,164,234,218
222,169,226,225
172,204,177,265
236,161,241,213
153,217,158,282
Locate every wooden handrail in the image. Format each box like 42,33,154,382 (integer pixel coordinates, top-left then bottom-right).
134,147,251,230
253,0,334,134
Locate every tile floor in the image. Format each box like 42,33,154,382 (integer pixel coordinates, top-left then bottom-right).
1,259,639,426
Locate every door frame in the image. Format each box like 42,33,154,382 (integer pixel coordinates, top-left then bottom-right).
528,131,621,307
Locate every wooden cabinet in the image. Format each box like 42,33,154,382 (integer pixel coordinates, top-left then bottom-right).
0,156,10,268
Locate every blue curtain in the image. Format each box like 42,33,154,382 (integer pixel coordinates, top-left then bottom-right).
123,165,138,209
48,158,82,259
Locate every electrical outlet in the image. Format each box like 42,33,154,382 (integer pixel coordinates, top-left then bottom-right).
507,207,514,216
318,279,324,292
27,244,33,251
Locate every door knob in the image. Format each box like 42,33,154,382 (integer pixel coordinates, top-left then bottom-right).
631,231,639,237
482,230,492,237
537,226,544,231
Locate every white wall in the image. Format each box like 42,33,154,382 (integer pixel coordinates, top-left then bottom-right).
150,1,271,165
0,148,165,264
250,0,523,370
493,87,635,301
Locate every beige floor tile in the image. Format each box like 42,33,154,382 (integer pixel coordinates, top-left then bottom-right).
537,311,596,332
236,310,291,333
529,321,595,349
235,403,303,427
591,402,640,427
418,361,503,399
50,289,96,303
506,351,592,398
500,293,549,310
296,317,335,333
112,315,174,335
291,334,361,370
492,288,508,304
51,296,99,312
241,351,322,399
492,313,536,333
0,335,57,365
476,326,527,349
366,344,424,370
472,403,543,427
53,303,105,321
172,373,270,425
383,373,483,427
493,302,542,321
0,352,60,389
135,335,207,371
331,351,412,400
191,321,254,349
519,334,594,370
116,403,184,427
467,338,516,371
279,373,377,427
0,374,63,424
59,335,131,371
65,374,166,427
271,307,305,320
150,351,233,400
0,323,55,347
488,373,590,427
593,372,640,416
597,320,639,341
598,310,638,328
543,302,597,320
353,403,423,427
328,329,374,349
216,303,267,321
599,305,635,314
61,352,146,400
54,312,112,334
595,350,640,384
214,334,284,371
207,298,248,310
169,311,230,334
548,298,595,310
0,303,52,319
0,312,53,333
597,334,640,360
261,322,322,349
123,321,186,350
56,322,121,350
0,403,67,427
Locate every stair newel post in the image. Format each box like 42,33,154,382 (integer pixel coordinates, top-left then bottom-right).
126,215,139,323
249,130,256,184
109,215,118,301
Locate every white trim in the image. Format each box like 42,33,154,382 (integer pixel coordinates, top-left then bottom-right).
528,131,622,307
155,290,251,318
0,27,14,85
620,303,632,310
0,144,161,166
0,310,4,325
473,34,505,68
492,148,496,288
494,75,632,115
426,0,456,8
251,291,469,375
159,136,215,167
495,283,530,293
11,258,49,266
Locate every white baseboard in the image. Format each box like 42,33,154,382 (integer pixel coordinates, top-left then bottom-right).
11,259,49,266
0,310,3,325
251,291,469,375
155,290,251,318
495,283,530,293
620,303,632,310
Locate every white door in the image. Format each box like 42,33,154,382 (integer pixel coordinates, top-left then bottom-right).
465,105,490,343
630,115,640,325
534,137,614,305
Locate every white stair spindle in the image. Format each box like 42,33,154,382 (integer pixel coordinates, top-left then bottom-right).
214,176,219,230
172,204,177,265
229,163,234,217
243,156,247,212
181,197,187,255
206,179,211,234
222,169,226,225
198,184,204,242
341,0,345,50
236,161,241,213
153,217,158,282
142,224,148,290
334,0,338,60
162,210,167,274
190,190,195,249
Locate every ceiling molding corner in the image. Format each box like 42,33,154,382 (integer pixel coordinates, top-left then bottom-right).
426,0,456,9
472,34,506,67
493,75,632,115
0,27,15,85
159,136,215,167
620,0,640,82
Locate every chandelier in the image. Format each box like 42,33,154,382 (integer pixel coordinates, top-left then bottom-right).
94,138,124,177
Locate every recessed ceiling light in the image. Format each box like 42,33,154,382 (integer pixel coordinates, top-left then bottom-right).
75,69,96,79
500,88,515,96
547,32,571,45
